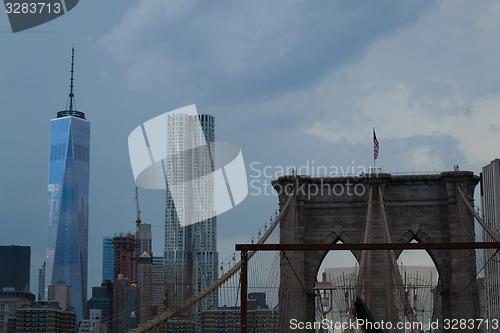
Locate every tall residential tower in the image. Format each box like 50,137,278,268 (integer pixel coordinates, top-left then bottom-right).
164,113,218,328
46,48,90,321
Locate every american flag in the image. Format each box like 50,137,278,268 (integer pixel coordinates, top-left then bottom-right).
373,129,379,160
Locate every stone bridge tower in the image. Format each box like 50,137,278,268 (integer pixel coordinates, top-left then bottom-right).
273,171,480,332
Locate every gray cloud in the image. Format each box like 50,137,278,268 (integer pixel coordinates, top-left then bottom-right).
100,0,432,105
293,0,500,168
4,0,498,296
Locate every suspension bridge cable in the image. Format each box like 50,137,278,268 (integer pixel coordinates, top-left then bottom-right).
280,249,323,320
432,248,500,324
127,194,294,332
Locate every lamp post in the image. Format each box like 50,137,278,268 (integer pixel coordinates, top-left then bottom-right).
314,272,335,316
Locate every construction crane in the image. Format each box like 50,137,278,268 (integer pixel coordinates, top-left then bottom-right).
134,187,142,284
135,186,141,227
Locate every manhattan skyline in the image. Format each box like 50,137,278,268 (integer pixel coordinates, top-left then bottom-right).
2,1,500,298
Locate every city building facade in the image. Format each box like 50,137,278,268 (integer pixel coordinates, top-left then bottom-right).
112,234,136,281
48,282,72,311
0,290,35,333
481,159,500,332
14,301,77,333
136,224,152,257
102,237,114,283
46,48,90,321
136,252,153,323
200,301,278,333
38,262,46,301
163,113,218,328
160,319,195,333
87,281,113,333
200,301,255,333
152,256,165,316
79,309,107,333
112,275,139,333
0,246,30,292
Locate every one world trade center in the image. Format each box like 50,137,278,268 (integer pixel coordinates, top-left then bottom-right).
46,48,90,322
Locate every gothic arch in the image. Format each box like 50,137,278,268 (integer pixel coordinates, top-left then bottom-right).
275,172,480,333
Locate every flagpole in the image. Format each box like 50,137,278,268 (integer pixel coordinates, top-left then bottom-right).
373,127,377,173
373,127,376,172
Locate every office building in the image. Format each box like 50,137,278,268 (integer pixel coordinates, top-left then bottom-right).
136,223,152,257
79,309,107,333
200,301,257,333
87,281,113,332
48,281,72,311
136,251,153,323
46,48,90,321
113,234,135,281
481,159,500,332
102,237,114,283
14,301,76,332
0,290,35,333
38,262,46,300
163,113,218,328
252,308,279,333
0,246,30,292
161,319,195,333
112,274,139,333
152,256,165,316
201,301,278,333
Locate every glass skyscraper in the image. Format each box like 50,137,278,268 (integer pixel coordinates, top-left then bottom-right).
46,48,90,321
164,114,218,328
102,237,114,283
0,245,31,292
152,256,165,314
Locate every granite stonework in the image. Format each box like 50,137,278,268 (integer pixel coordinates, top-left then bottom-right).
273,172,481,333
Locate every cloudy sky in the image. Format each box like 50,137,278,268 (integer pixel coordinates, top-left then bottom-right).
2,0,500,294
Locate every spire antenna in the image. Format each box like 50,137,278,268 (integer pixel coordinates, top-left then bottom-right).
57,46,86,119
68,47,76,111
